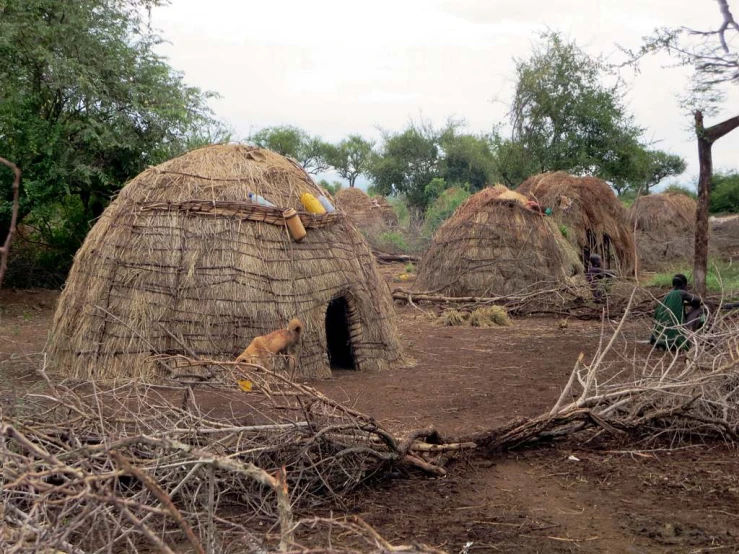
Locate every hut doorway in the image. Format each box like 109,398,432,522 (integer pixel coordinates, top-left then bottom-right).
325,296,356,370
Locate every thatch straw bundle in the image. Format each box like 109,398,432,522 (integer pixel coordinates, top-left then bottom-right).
415,186,583,297
335,187,397,232
628,193,696,271
47,145,402,380
518,172,636,276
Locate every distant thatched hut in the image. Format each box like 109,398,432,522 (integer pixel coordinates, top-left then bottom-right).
518,172,636,276
711,215,739,261
415,186,584,297
629,193,696,271
335,188,397,233
47,145,403,381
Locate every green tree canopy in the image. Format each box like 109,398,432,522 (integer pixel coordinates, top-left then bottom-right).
369,120,496,208
502,31,685,193
0,0,225,280
325,135,374,188
249,125,332,174
710,171,739,213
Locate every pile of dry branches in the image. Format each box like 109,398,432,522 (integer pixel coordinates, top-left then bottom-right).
0,361,452,553
465,291,739,451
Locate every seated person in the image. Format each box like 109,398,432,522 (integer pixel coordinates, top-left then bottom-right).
586,254,616,303
650,274,703,350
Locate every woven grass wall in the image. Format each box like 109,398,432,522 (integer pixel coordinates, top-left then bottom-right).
335,188,397,232
415,187,584,297
518,172,637,276
47,145,402,381
629,193,697,272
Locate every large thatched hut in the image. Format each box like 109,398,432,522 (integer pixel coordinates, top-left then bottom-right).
335,188,397,233
415,186,584,297
518,172,636,276
47,145,403,380
628,193,696,272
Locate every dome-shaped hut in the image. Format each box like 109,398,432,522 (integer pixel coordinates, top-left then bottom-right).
415,186,583,297
628,192,696,272
47,145,403,380
335,188,397,233
518,172,636,276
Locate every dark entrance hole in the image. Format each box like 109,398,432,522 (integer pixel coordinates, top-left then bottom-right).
325,297,356,370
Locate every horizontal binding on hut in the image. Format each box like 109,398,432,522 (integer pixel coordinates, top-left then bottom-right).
47,144,403,382
136,199,345,229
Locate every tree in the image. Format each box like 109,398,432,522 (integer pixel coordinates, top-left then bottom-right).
510,32,645,181
0,0,223,278
326,135,374,188
368,121,443,208
502,31,687,196
249,125,332,174
710,171,739,213
633,0,739,294
439,132,496,192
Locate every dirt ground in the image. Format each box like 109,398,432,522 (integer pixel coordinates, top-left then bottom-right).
2,278,739,553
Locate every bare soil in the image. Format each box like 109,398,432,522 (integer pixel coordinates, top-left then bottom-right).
2,278,739,553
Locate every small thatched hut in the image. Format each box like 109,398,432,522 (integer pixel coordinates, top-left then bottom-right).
629,193,696,272
415,186,584,297
335,188,397,232
47,145,403,381
518,172,636,276
711,215,739,262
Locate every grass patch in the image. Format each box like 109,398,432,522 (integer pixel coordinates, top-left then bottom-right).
647,260,739,294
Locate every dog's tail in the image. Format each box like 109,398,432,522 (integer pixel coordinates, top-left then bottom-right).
288,318,303,334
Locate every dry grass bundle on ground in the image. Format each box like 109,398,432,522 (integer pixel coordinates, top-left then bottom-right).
518,172,636,276
629,193,697,272
335,188,397,233
711,214,739,261
47,144,402,381
415,186,584,299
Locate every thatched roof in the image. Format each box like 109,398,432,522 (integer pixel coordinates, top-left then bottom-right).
47,144,403,381
335,188,397,231
629,193,696,272
711,214,739,261
518,172,636,276
415,186,584,297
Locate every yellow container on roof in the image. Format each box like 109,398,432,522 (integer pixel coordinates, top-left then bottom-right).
300,192,326,214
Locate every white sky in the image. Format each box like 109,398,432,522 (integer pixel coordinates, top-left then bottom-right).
152,0,739,189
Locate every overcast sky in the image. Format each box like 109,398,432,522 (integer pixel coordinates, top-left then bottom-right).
152,0,739,190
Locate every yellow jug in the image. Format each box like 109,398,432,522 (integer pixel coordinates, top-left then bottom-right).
300,193,326,214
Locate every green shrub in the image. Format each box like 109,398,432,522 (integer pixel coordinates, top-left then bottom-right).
377,231,410,253
387,196,411,229
710,172,739,214
423,187,470,235
405,262,416,273
559,224,569,238
663,184,697,199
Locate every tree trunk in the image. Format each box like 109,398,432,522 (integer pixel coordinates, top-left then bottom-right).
694,111,711,297
693,111,739,297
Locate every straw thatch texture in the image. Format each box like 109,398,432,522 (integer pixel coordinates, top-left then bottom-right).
47,144,402,381
518,172,636,276
711,215,739,261
628,193,696,271
415,186,584,297
335,187,397,232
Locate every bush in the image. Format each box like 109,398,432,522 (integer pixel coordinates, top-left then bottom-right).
663,184,697,199
423,187,471,235
710,171,739,214
376,231,410,253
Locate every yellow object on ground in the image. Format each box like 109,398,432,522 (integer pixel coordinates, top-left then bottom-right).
237,380,253,392
300,193,326,214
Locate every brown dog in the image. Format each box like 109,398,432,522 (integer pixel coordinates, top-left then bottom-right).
236,318,303,371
